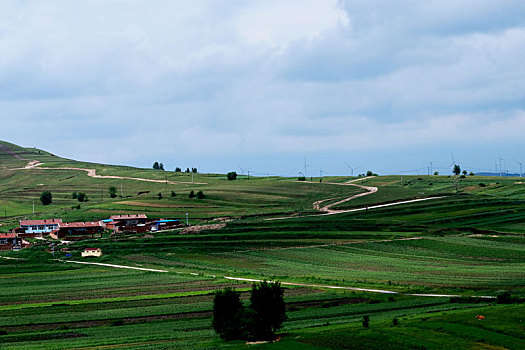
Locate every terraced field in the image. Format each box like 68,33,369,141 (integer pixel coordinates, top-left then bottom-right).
1,141,524,349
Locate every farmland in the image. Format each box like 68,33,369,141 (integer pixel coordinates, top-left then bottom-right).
0,141,524,349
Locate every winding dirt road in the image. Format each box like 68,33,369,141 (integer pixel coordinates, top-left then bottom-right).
16,160,208,185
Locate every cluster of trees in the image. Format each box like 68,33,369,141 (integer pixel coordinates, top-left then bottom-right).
213,281,286,341
188,190,205,199
72,192,88,202
152,162,164,170
175,167,198,173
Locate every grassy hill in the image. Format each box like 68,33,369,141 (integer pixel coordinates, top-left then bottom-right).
0,141,524,349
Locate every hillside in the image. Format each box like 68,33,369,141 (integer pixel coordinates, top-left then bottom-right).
0,141,524,349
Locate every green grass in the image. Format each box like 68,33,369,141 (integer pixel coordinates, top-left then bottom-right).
1,141,524,349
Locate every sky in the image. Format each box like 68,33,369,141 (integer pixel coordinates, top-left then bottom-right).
1,0,524,176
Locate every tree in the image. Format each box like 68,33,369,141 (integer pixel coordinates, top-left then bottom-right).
71,192,78,199
159,163,165,171
189,190,195,198
77,192,88,202
366,170,374,176
196,190,205,199
153,162,160,170
462,170,467,175
213,288,245,340
362,315,370,328
227,172,237,181
40,191,52,205
453,164,461,175
192,167,197,173
249,281,287,340
108,186,117,198
433,171,439,175
185,168,190,173
170,191,176,198
175,167,181,172
157,192,162,200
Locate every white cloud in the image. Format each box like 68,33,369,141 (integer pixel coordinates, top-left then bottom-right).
0,0,524,174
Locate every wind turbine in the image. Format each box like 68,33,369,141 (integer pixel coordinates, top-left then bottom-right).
236,163,245,176
303,158,313,179
344,161,361,176
514,159,523,177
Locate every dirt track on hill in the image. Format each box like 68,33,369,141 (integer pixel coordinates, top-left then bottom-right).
15,160,208,185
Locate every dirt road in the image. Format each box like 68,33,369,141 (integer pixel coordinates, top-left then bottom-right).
17,160,208,185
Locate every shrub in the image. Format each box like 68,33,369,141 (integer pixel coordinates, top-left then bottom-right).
196,191,205,199
227,172,237,181
40,191,52,205
362,315,370,328
108,186,117,198
77,193,87,202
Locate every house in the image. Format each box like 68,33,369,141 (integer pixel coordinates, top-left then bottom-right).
81,248,102,257
19,219,62,237
0,233,19,250
52,221,104,240
100,219,114,230
110,214,148,233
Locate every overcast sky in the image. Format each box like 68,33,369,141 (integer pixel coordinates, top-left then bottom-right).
1,0,524,176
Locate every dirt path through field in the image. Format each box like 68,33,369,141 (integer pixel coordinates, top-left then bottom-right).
16,160,208,185
59,258,494,299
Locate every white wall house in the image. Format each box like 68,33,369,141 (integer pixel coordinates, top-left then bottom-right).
19,219,62,234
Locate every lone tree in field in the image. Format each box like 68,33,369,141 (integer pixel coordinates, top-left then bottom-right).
40,191,52,205
159,163,165,171
108,186,117,198
453,164,461,175
227,172,237,181
153,162,160,170
213,288,245,340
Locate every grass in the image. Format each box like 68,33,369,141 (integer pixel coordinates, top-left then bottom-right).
1,140,524,349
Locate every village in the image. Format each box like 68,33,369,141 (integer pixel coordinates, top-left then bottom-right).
0,214,183,252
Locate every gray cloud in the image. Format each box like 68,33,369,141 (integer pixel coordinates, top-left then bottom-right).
0,0,523,174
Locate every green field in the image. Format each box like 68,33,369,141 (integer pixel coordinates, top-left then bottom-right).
1,141,524,349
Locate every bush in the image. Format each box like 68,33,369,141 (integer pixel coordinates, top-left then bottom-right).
362,315,370,328
227,172,237,181
40,191,52,205
109,186,117,198
77,193,87,202
189,190,195,198
196,191,205,199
